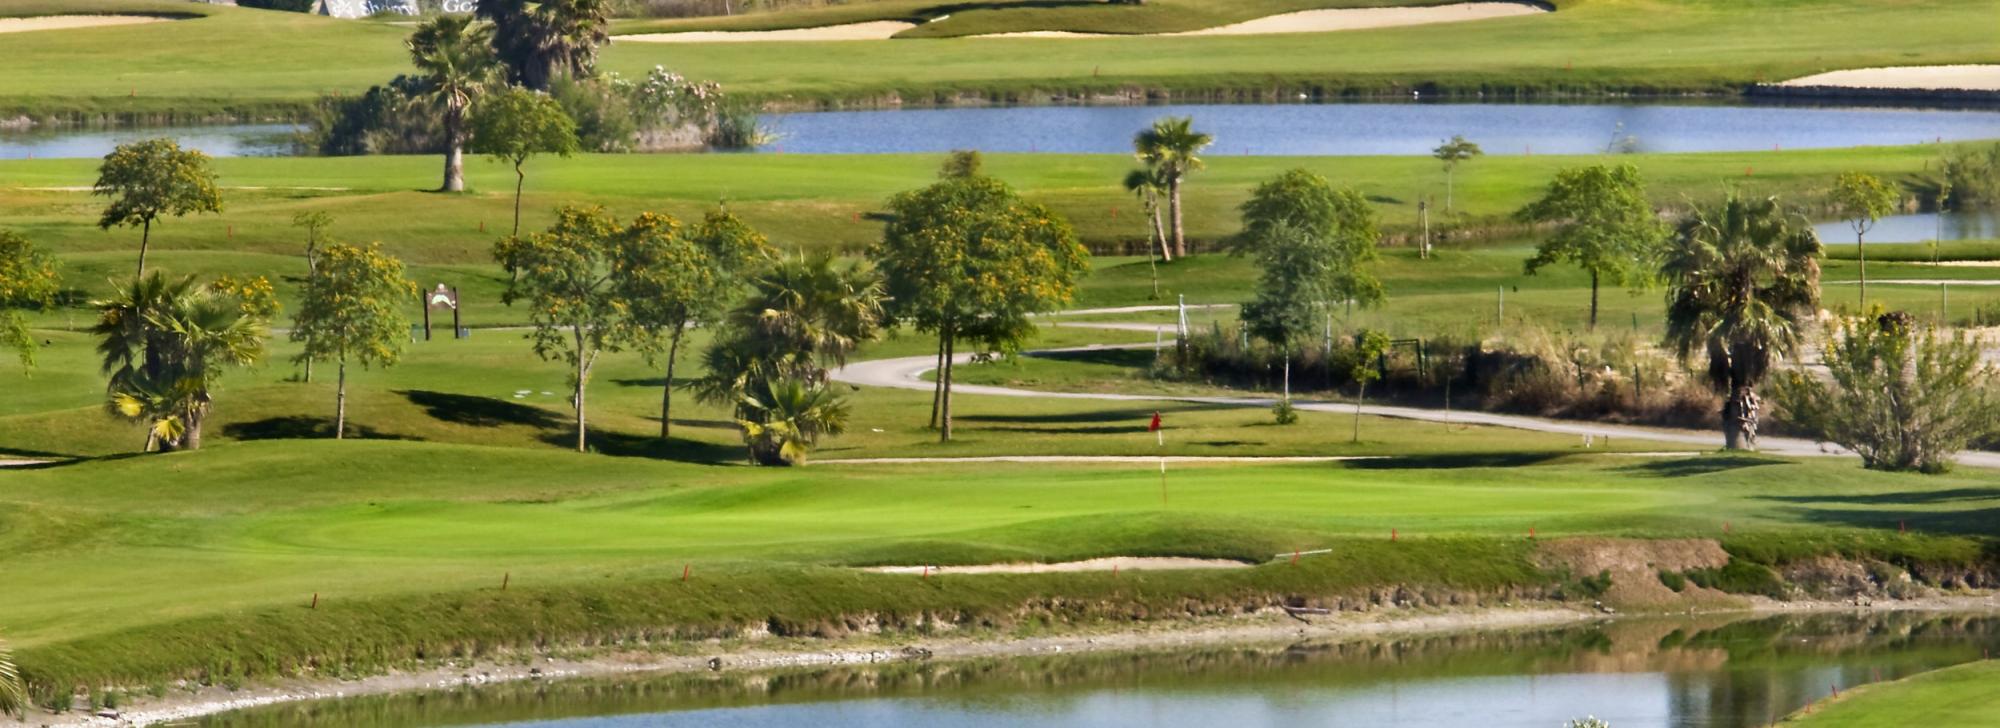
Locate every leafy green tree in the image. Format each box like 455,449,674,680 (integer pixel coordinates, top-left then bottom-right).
407,14,500,193
734,375,850,466
293,211,334,382
697,254,884,464
470,87,581,235
874,174,1089,441
0,231,60,370
1829,171,1900,309
1350,329,1390,443
291,243,418,440
94,273,273,452
940,149,984,179
1432,135,1482,212
616,209,770,440
1236,168,1384,312
1773,311,1999,473
1134,116,1212,258
93,138,223,277
476,0,611,91
1662,195,1823,450
1518,164,1666,329
493,205,624,453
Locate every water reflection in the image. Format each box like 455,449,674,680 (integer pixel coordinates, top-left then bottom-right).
760,102,2000,156
202,612,2000,728
0,124,299,160
1813,210,2000,244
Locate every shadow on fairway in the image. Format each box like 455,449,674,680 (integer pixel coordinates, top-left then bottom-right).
1615,454,1780,478
1769,504,2000,538
549,429,746,464
1023,348,1156,367
400,389,563,429
1343,452,1571,470
959,403,1225,426
223,416,419,442
1759,487,2000,507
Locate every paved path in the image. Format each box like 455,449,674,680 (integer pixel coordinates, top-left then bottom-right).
830,314,2000,469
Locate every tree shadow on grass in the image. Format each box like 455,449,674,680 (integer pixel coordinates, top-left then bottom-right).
400,390,563,429
1613,453,1782,478
1022,348,1156,368
1757,488,2000,507
222,416,421,442
958,403,1226,426
545,430,746,465
1343,452,1571,470
1766,504,2000,538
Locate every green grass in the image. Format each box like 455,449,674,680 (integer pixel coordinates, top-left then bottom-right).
1784,660,2000,726
2,0,1998,115
612,0,1459,38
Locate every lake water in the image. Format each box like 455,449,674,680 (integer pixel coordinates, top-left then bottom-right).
0,123,299,160
200,611,2000,728
7,103,1999,160
1814,209,2000,244
759,102,2000,156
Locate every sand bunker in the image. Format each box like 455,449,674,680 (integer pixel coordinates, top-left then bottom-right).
978,2,1546,39
1777,65,2000,92
865,557,1251,575
0,15,172,34
620,20,916,43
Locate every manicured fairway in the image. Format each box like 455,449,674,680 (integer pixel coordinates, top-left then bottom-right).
1786,660,2000,726
3,0,1999,114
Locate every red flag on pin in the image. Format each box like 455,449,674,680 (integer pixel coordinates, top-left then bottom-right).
1148,411,1162,432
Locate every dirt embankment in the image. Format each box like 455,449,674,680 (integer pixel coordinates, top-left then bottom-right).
1537,537,1742,611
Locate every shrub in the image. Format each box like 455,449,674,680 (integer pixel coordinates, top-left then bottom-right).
1271,399,1298,425
1657,569,1687,592
551,76,638,152
238,0,316,11
1772,311,2000,473
1686,562,1786,599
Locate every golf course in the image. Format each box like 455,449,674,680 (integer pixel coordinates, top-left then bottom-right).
2,0,1999,725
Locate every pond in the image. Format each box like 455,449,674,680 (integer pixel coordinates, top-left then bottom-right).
7,102,1999,161
1813,209,2000,244
759,101,2000,156
201,611,2000,728
0,123,299,160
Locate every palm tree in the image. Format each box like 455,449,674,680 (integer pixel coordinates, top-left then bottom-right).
736,375,851,466
94,273,268,452
1123,167,1171,263
1663,194,1823,450
476,0,611,91
0,636,24,719
733,253,885,380
1134,117,1212,258
407,15,499,193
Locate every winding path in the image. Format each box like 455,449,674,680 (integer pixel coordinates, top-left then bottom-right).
831,308,2000,469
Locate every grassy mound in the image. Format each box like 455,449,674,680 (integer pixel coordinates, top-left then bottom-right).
1784,660,2000,726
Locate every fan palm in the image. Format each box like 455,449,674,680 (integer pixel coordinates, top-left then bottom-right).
476,0,611,91
1662,194,1823,450
407,15,499,192
1133,117,1212,258
94,273,268,452
736,375,851,466
732,253,884,379
0,636,23,718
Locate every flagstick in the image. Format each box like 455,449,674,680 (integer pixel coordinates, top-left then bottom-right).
1159,459,1168,506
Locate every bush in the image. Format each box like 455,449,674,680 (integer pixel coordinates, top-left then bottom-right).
301,78,444,156
1772,312,2000,473
551,76,638,152
1271,399,1298,425
1657,569,1687,592
238,0,316,11
1686,562,1786,598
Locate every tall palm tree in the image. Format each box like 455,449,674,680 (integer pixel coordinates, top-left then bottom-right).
1662,195,1823,450
94,273,268,452
476,0,611,91
1133,117,1212,258
1122,167,1171,263
736,375,851,466
407,15,499,193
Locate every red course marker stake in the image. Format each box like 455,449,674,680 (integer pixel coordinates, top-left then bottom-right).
682,564,690,582
1391,529,1398,542
310,592,318,609
1291,550,1300,565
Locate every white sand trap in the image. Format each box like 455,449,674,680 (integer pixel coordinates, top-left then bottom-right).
0,15,172,34
865,557,1251,575
1777,65,2000,92
978,2,1546,39
620,20,915,43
